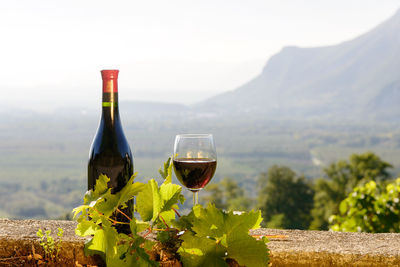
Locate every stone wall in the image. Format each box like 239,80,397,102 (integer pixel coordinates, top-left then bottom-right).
0,219,399,266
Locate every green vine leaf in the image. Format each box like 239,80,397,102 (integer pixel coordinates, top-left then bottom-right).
177,204,269,267
136,179,162,221
159,183,183,212
136,178,183,223
159,157,172,183
75,220,99,236
178,231,227,267
190,204,226,238
117,174,145,207
226,231,269,267
85,228,107,255
92,174,110,197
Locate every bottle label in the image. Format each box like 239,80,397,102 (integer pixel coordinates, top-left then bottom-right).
102,102,118,107
102,92,118,107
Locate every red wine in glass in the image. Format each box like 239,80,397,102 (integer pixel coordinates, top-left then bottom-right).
173,134,217,206
173,158,217,191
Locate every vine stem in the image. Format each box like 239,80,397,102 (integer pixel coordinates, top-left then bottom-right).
91,207,130,225
172,208,181,217
142,226,153,238
108,218,130,225
159,215,169,229
152,228,179,232
92,207,104,216
117,208,132,221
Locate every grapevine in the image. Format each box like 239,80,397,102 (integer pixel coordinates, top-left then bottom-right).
73,158,270,266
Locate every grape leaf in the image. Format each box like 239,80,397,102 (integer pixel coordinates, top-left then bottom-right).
159,157,172,183
190,204,226,238
95,192,120,217
176,204,270,267
78,174,145,219
158,210,176,227
136,179,162,221
89,225,126,267
159,183,182,212
117,174,145,207
75,220,99,236
137,178,183,223
225,210,263,233
84,174,110,204
93,174,110,196
226,231,269,267
171,208,196,229
86,228,107,255
178,231,227,267
72,205,89,219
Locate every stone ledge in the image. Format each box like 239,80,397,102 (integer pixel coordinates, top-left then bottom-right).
0,219,101,266
252,228,400,266
1,219,400,266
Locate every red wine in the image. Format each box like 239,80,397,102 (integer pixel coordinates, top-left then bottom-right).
173,158,217,191
88,70,133,233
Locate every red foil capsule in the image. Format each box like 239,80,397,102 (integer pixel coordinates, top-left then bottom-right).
101,70,119,92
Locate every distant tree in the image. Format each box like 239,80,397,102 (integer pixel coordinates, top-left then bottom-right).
330,178,400,233
258,165,314,229
265,214,286,229
203,183,226,210
203,177,253,211
310,152,393,230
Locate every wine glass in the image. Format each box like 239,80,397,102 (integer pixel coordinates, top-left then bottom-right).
173,134,217,206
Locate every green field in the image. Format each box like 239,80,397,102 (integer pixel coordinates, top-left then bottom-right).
1,112,400,219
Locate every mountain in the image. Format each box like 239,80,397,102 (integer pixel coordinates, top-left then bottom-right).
197,9,400,121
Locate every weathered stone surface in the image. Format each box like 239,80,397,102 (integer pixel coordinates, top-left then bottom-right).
0,219,400,266
0,219,102,266
251,228,400,266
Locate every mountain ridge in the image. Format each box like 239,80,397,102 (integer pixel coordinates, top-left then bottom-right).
196,8,400,121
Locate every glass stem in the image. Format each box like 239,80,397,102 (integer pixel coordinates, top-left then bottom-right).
193,191,198,206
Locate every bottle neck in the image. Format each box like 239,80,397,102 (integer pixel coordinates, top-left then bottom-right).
102,84,120,126
102,91,119,107
100,70,120,126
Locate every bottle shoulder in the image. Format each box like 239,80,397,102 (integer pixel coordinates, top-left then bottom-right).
89,119,133,159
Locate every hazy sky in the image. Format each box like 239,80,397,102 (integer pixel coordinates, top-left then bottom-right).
1,0,399,110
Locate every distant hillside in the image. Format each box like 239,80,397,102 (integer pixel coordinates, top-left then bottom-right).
121,101,188,119
196,9,400,121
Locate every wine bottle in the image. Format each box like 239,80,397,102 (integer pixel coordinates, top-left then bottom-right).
88,69,134,233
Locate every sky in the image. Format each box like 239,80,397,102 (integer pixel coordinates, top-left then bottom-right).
0,0,399,110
